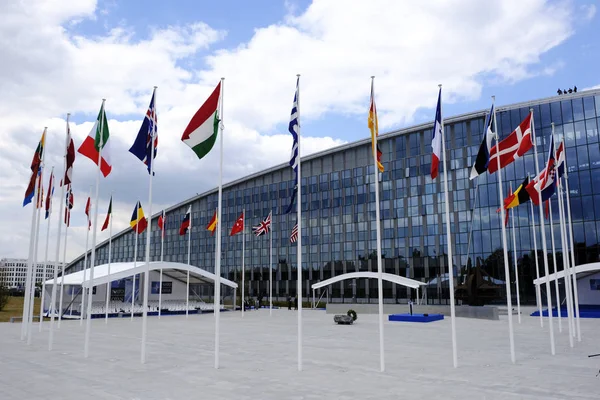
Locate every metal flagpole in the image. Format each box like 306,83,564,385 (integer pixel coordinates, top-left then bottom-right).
509,182,522,324
492,96,515,363
22,166,40,341
269,211,273,316
58,190,70,329
242,208,245,317
296,74,303,372
370,77,385,372
557,180,574,348
27,171,44,345
186,206,191,318
548,200,563,333
105,195,113,323
159,210,164,319
440,85,458,368
40,166,55,332
529,182,543,327
84,99,106,358
562,156,581,341
141,86,157,364
132,204,138,321
81,187,92,326
531,109,555,355
214,77,225,369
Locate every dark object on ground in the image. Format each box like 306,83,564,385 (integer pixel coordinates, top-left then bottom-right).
423,313,429,317
347,309,357,321
334,314,354,325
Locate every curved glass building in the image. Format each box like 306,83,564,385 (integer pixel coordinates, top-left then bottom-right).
66,88,600,305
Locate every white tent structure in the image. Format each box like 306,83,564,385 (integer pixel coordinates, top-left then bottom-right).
310,272,426,307
43,261,238,318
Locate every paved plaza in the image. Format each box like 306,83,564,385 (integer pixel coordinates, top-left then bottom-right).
1,309,599,399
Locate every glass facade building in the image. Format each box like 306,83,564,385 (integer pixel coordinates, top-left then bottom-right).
67,89,600,305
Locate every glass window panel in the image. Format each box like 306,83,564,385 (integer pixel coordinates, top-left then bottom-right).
584,96,596,119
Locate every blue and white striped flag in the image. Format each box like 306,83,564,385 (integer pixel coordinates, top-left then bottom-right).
285,78,300,214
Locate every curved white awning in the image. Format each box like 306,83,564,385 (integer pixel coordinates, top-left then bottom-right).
311,272,426,290
533,262,600,285
44,261,238,289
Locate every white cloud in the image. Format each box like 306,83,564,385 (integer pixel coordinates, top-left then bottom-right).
0,0,576,262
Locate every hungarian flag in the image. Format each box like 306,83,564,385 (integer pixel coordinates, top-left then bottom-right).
206,209,217,236
503,176,530,210
85,196,92,230
64,117,75,186
78,101,112,177
431,88,442,179
181,82,221,160
230,212,244,236
158,210,166,238
101,196,112,231
64,185,73,226
179,206,191,236
488,112,533,174
44,170,55,219
130,201,148,234
368,80,384,173
23,129,46,207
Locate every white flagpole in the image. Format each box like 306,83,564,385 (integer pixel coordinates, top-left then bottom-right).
22,168,40,341
159,210,164,319
105,195,113,323
562,156,581,341
81,187,92,326
39,166,55,332
509,182,522,324
529,183,543,327
186,206,191,318
492,96,515,363
84,99,106,358
58,193,70,329
214,77,225,369
50,117,68,344
296,74,303,372
242,208,245,317
557,180,574,348
141,86,157,364
531,108,555,355
371,77,385,372
269,211,273,316
132,204,138,321
27,170,44,345
547,200,563,333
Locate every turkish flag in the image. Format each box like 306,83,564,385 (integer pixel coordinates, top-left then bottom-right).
230,212,244,236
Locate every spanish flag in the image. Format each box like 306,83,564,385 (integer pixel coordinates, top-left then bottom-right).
368,79,384,173
130,201,148,234
206,209,217,236
504,176,531,210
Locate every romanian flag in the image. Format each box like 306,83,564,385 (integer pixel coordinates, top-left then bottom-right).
130,201,148,234
503,176,530,210
368,80,384,173
206,209,217,236
23,129,46,207
158,210,166,238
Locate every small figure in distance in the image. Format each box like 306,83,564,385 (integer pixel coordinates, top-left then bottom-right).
294,295,298,310
574,86,577,93
557,88,563,95
568,88,573,94
287,294,292,310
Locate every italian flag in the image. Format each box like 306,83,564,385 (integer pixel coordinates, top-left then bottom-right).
181,82,221,160
78,101,112,177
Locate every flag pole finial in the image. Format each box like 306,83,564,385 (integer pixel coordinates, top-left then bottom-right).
297,74,301,77
154,86,157,89
67,113,70,117
438,83,442,88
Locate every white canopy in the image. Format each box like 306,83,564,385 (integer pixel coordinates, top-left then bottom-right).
533,261,600,286
310,271,426,290
44,261,238,289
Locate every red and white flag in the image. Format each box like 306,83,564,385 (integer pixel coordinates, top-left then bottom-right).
85,196,92,230
430,88,442,179
488,112,533,174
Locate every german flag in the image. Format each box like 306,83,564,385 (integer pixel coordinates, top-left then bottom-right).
504,176,530,210
368,80,384,173
206,209,217,236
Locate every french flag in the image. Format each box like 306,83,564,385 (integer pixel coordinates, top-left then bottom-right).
430,88,442,179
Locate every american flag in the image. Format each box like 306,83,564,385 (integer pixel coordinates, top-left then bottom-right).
253,212,271,236
285,77,299,214
290,222,298,243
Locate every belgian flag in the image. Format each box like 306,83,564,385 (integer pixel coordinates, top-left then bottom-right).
504,176,531,210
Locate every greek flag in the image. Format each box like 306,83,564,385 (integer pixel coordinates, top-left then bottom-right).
285,78,299,214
